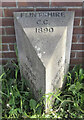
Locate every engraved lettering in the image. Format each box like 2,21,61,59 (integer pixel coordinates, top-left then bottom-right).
36,27,54,33
36,19,49,25
43,20,48,25
36,20,41,24
20,12,65,18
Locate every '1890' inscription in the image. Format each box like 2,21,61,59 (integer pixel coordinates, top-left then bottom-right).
36,27,54,33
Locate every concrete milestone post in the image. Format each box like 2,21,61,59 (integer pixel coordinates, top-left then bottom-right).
14,11,74,111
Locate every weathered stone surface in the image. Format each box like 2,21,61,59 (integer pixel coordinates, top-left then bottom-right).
14,11,74,111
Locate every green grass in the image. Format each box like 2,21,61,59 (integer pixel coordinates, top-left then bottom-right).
0,61,84,119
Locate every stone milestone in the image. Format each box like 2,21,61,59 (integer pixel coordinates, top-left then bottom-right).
14,11,74,111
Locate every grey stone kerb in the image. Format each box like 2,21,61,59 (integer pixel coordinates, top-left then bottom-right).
14,11,74,111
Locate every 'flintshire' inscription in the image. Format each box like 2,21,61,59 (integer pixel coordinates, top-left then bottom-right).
20,12,65,18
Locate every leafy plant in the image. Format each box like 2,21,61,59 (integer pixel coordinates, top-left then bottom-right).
44,65,84,118
1,61,43,118
1,61,84,118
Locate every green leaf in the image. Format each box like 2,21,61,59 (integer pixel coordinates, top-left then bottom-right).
79,68,84,82
30,114,37,118
0,72,5,80
75,82,83,91
29,99,37,111
68,84,75,92
68,84,76,95
9,98,14,105
79,68,83,75
15,69,18,80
